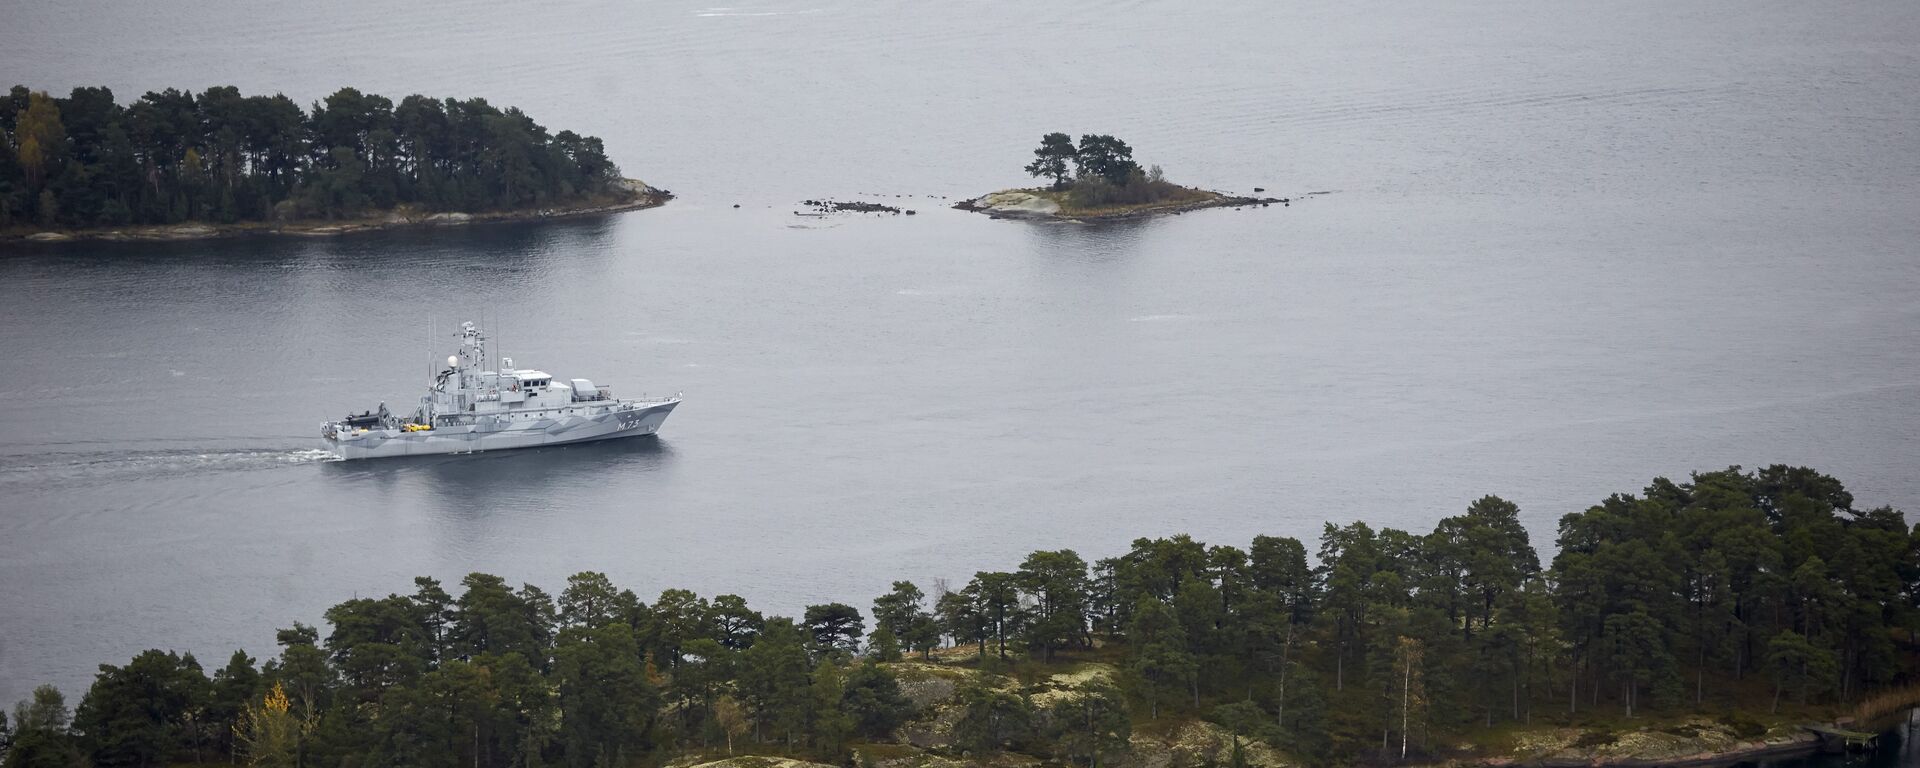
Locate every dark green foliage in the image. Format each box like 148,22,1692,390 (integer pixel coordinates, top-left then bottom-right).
73,651,210,768
202,653,255,761
1048,681,1130,768
11,465,1916,768
650,588,713,667
952,678,1032,756
737,618,812,746
967,572,1025,659
452,573,552,663
869,581,933,659
711,594,765,651
262,622,331,715
1013,133,1196,209
1072,134,1136,184
805,661,853,759
1019,550,1093,661
802,603,865,656
558,571,637,630
5,685,83,768
1023,132,1076,189
866,626,903,662
1127,598,1196,717
936,587,986,655
870,581,924,638
554,625,658,767
1,84,625,230
840,661,912,738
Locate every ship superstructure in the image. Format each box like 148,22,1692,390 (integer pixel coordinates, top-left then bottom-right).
321,321,678,459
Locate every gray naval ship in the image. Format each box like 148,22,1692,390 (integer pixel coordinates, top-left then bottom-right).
321,321,679,460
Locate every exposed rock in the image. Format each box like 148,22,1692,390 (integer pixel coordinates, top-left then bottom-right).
799,198,903,215
671,757,840,768
958,191,1061,218
615,178,659,196
425,212,473,225
24,231,71,242
1495,718,1819,767
1029,663,1117,707
956,187,1287,222
1123,721,1297,768
858,744,1039,768
889,666,965,710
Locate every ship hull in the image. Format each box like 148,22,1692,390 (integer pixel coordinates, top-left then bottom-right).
324,400,677,460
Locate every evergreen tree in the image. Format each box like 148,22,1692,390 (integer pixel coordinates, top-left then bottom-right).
0,84,628,229
840,661,912,738
1127,598,1194,718
1051,681,1130,768
1023,132,1076,189
74,650,211,768
802,603,865,657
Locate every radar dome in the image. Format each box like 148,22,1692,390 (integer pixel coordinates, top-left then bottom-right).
447,355,459,367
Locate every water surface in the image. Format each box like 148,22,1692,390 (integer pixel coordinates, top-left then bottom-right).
1,0,1917,704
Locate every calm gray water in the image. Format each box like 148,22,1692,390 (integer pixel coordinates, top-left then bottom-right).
2,0,1918,709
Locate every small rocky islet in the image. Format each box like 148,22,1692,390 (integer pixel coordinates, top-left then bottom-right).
954,186,1288,222
954,132,1292,222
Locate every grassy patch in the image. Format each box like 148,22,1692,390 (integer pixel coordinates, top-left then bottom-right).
883,660,979,683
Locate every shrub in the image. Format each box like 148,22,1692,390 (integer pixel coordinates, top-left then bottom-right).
1065,166,1194,209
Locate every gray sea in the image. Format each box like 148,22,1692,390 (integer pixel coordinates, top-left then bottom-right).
1,0,1917,710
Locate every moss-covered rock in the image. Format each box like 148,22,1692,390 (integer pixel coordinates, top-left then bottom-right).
1120,720,1298,768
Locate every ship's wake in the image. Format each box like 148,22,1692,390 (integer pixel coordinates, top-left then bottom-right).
0,445,338,490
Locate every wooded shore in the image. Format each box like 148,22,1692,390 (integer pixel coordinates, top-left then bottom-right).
9,464,1918,768
1,180,668,244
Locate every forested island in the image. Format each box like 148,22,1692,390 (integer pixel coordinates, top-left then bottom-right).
0,85,666,242
5,465,1919,768
957,133,1277,221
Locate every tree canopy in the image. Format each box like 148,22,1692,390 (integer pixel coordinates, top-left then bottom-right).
11,464,1919,768
1017,132,1194,208
0,84,626,230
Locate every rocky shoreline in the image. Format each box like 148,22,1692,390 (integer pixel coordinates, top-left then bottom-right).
860,654,1851,768
954,187,1285,222
1527,740,1820,768
1,179,670,245
1450,718,1824,768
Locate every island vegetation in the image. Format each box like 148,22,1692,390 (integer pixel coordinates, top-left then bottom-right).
958,133,1273,220
4,465,1918,768
0,85,662,241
